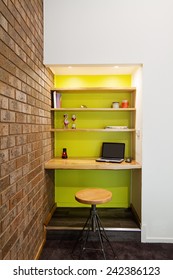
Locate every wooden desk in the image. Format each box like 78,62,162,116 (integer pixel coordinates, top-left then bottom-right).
44,157,142,170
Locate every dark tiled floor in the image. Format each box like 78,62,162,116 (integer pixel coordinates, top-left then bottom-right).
47,207,140,230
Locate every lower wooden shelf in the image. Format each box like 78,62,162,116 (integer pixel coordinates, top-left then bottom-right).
50,128,135,132
44,157,142,170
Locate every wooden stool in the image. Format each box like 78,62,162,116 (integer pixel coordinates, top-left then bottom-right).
73,188,115,259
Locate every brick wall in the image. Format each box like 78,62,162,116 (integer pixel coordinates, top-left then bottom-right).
0,0,54,259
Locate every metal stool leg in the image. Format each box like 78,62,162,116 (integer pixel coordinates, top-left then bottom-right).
72,205,116,259
95,212,116,258
71,214,90,255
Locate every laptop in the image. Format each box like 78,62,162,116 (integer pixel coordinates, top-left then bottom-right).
96,142,125,163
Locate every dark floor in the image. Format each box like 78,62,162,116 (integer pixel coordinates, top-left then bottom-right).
39,207,173,260
46,207,140,230
40,231,173,260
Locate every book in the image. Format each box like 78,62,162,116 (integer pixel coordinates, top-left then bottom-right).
105,126,128,129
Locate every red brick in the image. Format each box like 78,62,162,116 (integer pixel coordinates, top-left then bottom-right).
15,112,27,123
0,202,10,220
0,123,9,136
2,229,18,259
0,25,14,53
2,184,16,204
15,44,27,63
8,74,22,90
9,190,23,210
0,159,16,177
9,123,22,134
0,13,8,31
0,175,10,192
22,124,31,134
22,103,31,115
1,109,15,122
0,149,9,163
0,136,15,149
1,207,17,232
15,134,27,146
16,154,28,168
10,146,22,160
22,143,32,154
0,81,15,99
16,176,28,192
0,95,8,109
16,90,27,102
1,0,15,26
9,99,22,112
22,163,30,176
10,167,23,184
0,52,16,74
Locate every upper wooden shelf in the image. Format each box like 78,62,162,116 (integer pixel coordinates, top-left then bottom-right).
45,157,142,170
51,87,136,93
51,107,136,111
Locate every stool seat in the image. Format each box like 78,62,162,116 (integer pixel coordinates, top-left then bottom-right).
75,188,112,205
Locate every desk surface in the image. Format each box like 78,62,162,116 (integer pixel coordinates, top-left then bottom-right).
44,157,142,170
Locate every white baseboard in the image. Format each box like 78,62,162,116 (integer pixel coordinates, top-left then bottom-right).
141,224,173,243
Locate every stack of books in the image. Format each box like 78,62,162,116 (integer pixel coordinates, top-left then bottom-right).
105,126,128,129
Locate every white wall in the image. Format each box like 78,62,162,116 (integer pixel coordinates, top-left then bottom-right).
132,67,143,164
44,0,173,242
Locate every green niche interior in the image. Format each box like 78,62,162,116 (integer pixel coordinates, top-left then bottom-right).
54,75,133,208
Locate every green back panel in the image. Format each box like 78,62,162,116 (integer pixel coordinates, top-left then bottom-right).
54,75,132,207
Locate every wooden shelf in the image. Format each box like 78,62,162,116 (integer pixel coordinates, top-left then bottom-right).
45,157,142,170
51,87,136,93
50,128,136,132
51,107,136,111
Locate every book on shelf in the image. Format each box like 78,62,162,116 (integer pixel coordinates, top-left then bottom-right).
51,91,62,108
105,126,128,129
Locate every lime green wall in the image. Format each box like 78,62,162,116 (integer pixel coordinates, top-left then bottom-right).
55,170,131,207
54,75,131,88
54,75,132,207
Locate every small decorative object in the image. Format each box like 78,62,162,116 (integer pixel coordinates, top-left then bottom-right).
121,100,129,108
80,105,87,108
62,148,68,159
112,102,119,109
125,157,132,163
63,114,69,129
71,114,76,129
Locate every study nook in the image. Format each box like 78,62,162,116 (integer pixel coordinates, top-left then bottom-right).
45,75,142,227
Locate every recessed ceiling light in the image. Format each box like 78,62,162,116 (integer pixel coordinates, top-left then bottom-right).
68,66,72,69
113,66,119,68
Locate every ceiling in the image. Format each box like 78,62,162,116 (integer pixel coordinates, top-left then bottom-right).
47,64,141,76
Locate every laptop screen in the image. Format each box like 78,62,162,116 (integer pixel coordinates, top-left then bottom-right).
102,142,125,159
